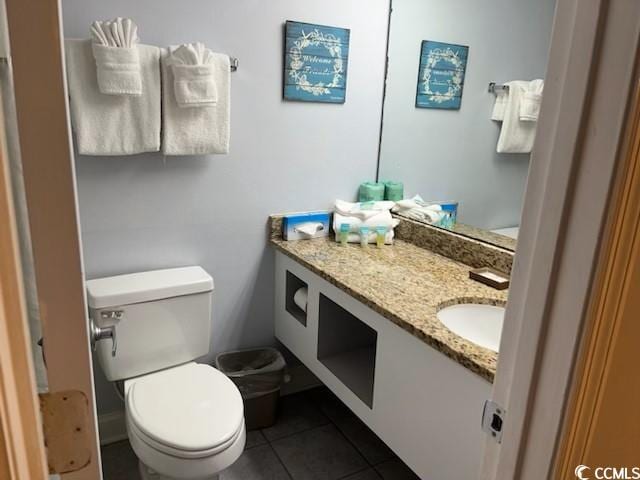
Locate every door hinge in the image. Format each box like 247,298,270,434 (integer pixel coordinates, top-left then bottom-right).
482,400,505,443
39,390,92,474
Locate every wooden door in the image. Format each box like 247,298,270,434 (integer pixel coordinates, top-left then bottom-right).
555,76,640,476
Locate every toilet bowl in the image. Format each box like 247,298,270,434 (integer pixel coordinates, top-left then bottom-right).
125,363,245,480
86,267,246,479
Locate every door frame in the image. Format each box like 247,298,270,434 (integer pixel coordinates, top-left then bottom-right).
0,63,48,480
3,0,102,478
482,0,640,478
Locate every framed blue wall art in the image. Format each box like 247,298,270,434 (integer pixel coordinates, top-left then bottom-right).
284,21,350,104
416,40,469,110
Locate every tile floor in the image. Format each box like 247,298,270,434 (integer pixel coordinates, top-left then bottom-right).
101,387,421,480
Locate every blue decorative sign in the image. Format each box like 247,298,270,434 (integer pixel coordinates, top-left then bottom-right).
416,40,469,110
284,21,350,104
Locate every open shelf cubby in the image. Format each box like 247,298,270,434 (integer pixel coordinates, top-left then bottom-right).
317,293,377,408
285,270,308,326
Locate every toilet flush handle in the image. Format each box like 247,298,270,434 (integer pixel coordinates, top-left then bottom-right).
90,311,120,357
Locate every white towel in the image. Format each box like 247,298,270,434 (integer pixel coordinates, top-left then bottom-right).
496,80,539,154
392,196,444,224
91,18,141,96
333,211,399,233
65,39,161,156
334,230,395,245
519,79,544,121
161,47,230,155
334,199,395,221
491,89,508,121
170,43,218,107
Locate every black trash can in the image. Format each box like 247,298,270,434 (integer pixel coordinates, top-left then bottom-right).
215,347,288,430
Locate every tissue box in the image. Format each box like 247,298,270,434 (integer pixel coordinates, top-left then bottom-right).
282,211,331,240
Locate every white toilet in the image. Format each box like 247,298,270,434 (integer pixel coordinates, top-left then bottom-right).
86,266,246,480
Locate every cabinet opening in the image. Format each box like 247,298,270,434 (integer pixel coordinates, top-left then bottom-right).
286,271,308,326
317,294,377,408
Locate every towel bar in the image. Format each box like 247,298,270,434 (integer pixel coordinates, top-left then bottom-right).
488,82,509,93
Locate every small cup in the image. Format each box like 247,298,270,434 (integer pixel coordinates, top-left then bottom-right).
359,226,370,247
375,226,388,247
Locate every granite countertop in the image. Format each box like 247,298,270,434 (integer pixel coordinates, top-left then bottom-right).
271,236,507,382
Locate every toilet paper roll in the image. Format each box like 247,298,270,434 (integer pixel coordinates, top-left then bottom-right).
293,287,308,313
383,181,404,201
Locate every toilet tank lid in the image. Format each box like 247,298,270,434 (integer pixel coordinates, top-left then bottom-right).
86,267,214,309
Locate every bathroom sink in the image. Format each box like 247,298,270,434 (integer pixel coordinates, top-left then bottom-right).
436,304,505,352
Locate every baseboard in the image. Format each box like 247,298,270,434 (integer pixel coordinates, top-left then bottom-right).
281,363,322,396
98,410,127,446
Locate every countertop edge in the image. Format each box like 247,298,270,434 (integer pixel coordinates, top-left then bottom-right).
270,239,496,383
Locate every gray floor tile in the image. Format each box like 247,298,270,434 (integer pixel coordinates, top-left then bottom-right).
332,416,394,465
341,469,381,479
245,429,268,449
262,392,329,441
100,440,140,480
375,459,420,480
272,424,368,480
220,444,291,480
308,388,394,465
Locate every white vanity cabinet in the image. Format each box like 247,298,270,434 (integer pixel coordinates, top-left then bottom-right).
274,251,492,480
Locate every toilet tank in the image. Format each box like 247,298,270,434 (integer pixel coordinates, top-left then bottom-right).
86,266,214,381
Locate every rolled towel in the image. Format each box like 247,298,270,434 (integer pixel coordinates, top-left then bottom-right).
91,18,142,96
293,287,308,313
170,43,218,107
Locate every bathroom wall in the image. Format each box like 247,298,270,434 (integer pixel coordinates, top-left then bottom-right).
61,0,390,415
378,0,556,230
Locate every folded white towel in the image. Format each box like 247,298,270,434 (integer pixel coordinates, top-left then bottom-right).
334,199,395,221
91,18,141,96
333,211,399,233
65,39,161,156
161,47,230,155
392,196,444,224
491,90,508,121
519,79,544,122
334,230,395,245
496,80,539,154
170,43,218,107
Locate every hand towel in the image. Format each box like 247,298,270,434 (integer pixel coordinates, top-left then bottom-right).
161,47,230,155
91,18,141,95
392,196,444,224
334,199,395,221
491,89,508,121
65,39,161,155
332,211,399,233
170,43,218,107
496,81,539,154
519,79,544,121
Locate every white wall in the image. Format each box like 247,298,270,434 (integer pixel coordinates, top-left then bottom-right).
61,0,390,415
378,0,556,230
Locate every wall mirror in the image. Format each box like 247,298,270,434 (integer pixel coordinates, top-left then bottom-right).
378,0,557,251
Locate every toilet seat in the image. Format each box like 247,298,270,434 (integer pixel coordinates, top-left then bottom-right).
126,362,244,458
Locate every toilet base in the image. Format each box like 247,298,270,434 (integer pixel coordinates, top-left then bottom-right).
139,461,219,480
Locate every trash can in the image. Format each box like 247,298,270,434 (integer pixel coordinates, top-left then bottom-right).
215,347,288,430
